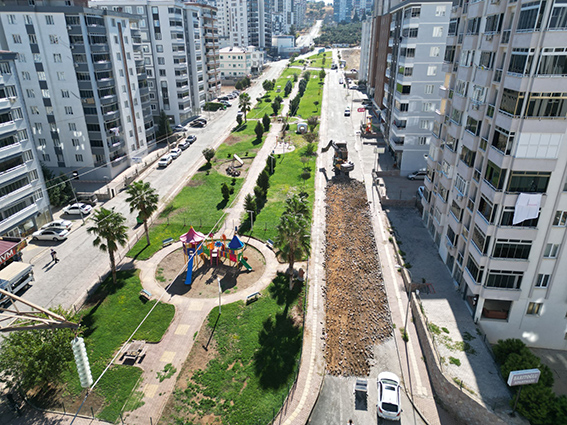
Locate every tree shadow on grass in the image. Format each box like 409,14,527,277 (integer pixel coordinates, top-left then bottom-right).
252,137,263,146
254,311,302,389
216,199,228,210
233,123,248,133
268,272,302,307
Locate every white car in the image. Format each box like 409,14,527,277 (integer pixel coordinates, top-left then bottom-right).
377,372,402,421
62,203,93,215
32,228,69,242
170,148,182,159
407,169,427,180
344,107,351,117
41,219,73,231
158,154,173,168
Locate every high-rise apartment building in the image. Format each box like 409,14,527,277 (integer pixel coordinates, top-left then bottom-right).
272,0,294,34
248,0,272,50
334,0,352,23
420,0,567,349
90,0,221,122
0,51,50,236
380,2,451,175
0,3,153,181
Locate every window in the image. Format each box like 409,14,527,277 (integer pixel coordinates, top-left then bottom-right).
427,66,437,76
549,1,567,30
65,106,74,115
42,89,50,98
158,57,165,65
491,126,515,155
507,171,550,193
485,14,503,33
156,45,164,53
69,123,76,131
493,239,532,259
485,270,523,289
435,5,446,16
419,136,428,145
72,138,80,146
116,53,121,61
432,26,443,37
448,19,459,36
430,47,440,57
422,102,435,112
535,274,550,288
24,15,33,25
509,48,535,75
543,243,560,258
553,211,567,226
33,53,42,63
61,90,70,98
467,17,481,35
17,53,26,63
26,89,35,98
424,85,434,94
30,106,40,115
12,34,22,44
472,225,490,254
49,35,58,44
159,69,166,76
537,49,567,75
75,154,83,162
465,116,481,136
478,196,496,223
525,92,567,118
396,84,411,94
466,255,483,283
419,120,431,130
517,1,546,31
526,302,543,315
484,160,505,189
37,71,46,80
479,51,495,69
53,53,62,63
29,34,37,44
45,15,55,25
57,72,65,81
500,89,525,116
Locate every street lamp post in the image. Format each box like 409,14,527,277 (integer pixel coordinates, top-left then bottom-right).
217,277,222,315
246,210,254,232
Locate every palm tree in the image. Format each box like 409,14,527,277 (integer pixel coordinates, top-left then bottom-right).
275,213,310,289
238,93,252,122
125,181,159,246
87,208,128,286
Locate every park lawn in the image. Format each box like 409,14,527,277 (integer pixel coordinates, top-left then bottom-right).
248,68,300,119
307,51,333,69
216,122,265,160
63,270,175,422
127,169,245,260
244,136,316,243
296,76,325,119
161,273,304,425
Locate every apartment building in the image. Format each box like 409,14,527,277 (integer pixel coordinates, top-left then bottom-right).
248,0,272,50
217,0,249,47
359,18,373,82
219,46,264,79
272,0,294,34
381,2,451,175
334,0,352,23
90,0,221,123
422,0,567,349
0,51,50,236
0,3,153,181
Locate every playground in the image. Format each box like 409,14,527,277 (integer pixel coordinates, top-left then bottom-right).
155,228,266,298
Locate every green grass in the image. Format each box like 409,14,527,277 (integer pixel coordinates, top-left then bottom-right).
296,76,325,119
165,273,304,424
449,356,461,367
248,68,299,119
127,169,246,260
66,270,175,422
307,51,333,69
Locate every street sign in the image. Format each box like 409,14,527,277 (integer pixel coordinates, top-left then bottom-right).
357,107,365,112
507,369,541,386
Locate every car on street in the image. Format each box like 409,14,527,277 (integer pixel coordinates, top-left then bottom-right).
407,169,427,180
226,93,237,99
189,120,205,128
220,100,232,107
62,203,93,216
344,106,351,117
377,372,402,421
178,135,196,150
170,147,182,159
173,125,186,133
41,219,73,231
339,78,344,84
218,96,229,102
349,84,359,90
157,154,173,168
32,228,69,242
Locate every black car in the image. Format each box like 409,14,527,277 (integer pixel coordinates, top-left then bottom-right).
189,120,205,128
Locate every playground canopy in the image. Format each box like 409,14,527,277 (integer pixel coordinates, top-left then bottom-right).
228,235,244,250
180,227,206,244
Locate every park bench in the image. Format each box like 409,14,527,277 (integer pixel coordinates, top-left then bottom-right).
162,237,174,248
122,340,146,363
246,292,261,305
266,239,274,250
139,289,152,301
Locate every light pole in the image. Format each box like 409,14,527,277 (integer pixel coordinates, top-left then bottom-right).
246,210,254,232
217,277,222,315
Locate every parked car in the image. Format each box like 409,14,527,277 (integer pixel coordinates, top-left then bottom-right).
170,147,182,159
339,78,344,84
377,372,402,421
76,192,98,206
189,120,206,128
232,90,240,95
62,203,93,215
407,169,427,180
178,136,195,150
344,106,351,117
173,125,186,133
157,154,173,168
32,228,69,242
41,219,73,231
349,84,359,90
226,93,237,99
218,96,229,102
220,100,232,107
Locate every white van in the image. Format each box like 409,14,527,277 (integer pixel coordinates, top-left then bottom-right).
0,262,34,305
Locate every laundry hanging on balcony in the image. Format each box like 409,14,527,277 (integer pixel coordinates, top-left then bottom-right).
513,193,542,225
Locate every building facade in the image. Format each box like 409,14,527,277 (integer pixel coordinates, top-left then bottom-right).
219,46,264,79
0,51,50,237
248,0,272,50
333,0,352,23
0,4,153,181
359,18,373,82
422,0,567,349
381,1,451,175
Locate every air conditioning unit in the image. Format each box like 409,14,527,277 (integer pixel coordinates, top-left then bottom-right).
485,34,493,41
9,97,17,103
67,25,72,30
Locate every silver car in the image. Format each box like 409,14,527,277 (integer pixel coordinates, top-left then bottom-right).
32,228,69,241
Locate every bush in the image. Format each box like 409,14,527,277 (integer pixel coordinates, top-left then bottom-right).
493,338,527,365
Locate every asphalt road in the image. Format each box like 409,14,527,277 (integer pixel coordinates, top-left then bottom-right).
308,51,426,425
297,20,322,48
17,61,287,313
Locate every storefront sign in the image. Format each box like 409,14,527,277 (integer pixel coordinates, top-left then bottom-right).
507,369,540,386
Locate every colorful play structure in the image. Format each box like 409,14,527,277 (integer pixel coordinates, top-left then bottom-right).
179,227,253,286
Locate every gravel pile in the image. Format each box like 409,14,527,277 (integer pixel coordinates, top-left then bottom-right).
323,178,393,377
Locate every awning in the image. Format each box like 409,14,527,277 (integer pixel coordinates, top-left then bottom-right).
0,240,19,267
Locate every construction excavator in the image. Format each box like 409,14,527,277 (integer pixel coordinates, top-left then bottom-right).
322,140,355,176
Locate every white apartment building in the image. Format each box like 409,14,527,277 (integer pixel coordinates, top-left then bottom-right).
423,0,567,349
248,0,272,50
272,0,294,34
217,0,249,48
219,46,264,79
359,18,373,82
0,51,50,236
381,1,451,175
0,4,152,181
333,0,352,23
90,0,221,124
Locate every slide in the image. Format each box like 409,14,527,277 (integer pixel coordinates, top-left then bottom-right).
185,251,194,286
240,258,252,271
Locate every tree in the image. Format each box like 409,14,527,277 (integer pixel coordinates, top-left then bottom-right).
275,193,311,289
236,113,244,127
42,165,74,207
256,169,270,194
87,208,128,286
313,100,320,112
221,182,230,201
274,95,283,104
262,80,274,91
262,113,271,132
284,80,293,97
303,132,318,145
255,121,264,140
292,72,299,82
239,93,252,122
202,148,215,166
305,142,317,156
0,307,77,392
126,181,159,246
290,95,301,116
244,193,256,216
302,71,311,81
157,110,172,139
307,116,319,132
319,69,326,80
272,100,281,116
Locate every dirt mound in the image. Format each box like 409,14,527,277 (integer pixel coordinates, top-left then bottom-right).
324,178,393,377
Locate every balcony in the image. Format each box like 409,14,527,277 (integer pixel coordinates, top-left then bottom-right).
96,77,115,88
0,97,13,112
481,286,522,302
0,162,28,186
0,202,38,233
0,120,17,135
90,44,110,54
110,155,127,167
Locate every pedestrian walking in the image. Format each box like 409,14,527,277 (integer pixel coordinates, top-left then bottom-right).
50,249,59,264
